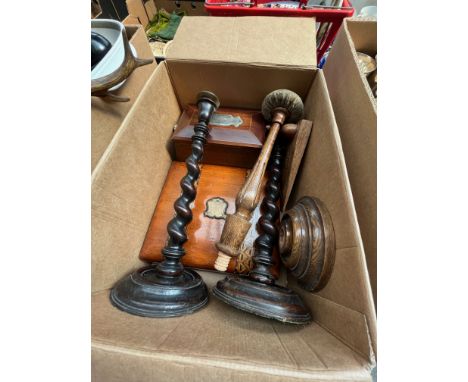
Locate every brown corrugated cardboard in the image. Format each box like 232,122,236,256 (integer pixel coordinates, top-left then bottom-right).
93,271,371,382
167,16,316,67
92,65,177,292
91,25,156,172
153,0,208,16
166,16,317,109
92,62,376,381
126,0,150,27
144,0,157,21
323,18,377,306
92,16,376,381
122,15,140,25
168,60,316,109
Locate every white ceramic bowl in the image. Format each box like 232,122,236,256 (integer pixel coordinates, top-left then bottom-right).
91,19,137,90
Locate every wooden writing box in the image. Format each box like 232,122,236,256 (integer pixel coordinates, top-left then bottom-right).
171,106,266,168
140,162,281,278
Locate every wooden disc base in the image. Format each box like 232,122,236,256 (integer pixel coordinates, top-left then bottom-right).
212,275,311,324
279,197,336,292
110,266,208,318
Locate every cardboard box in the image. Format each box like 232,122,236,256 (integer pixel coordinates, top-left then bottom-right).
122,15,140,25
323,18,377,306
126,0,150,27
145,0,157,21
153,0,208,16
126,0,205,27
92,16,376,381
91,25,157,172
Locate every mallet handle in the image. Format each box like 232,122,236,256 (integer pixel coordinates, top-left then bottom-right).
214,112,285,271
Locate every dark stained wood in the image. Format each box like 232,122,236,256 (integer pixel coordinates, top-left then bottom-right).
171,106,266,168
139,162,281,278
249,142,283,285
212,90,311,324
212,142,311,324
110,91,219,318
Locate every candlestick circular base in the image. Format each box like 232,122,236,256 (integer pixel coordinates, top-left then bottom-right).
212,275,311,324
110,266,208,318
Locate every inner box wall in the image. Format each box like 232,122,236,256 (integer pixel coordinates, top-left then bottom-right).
323,19,377,309
347,19,377,57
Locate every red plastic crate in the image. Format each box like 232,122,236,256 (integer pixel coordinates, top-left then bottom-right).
204,0,354,63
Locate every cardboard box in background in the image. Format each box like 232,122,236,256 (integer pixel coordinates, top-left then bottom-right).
91,25,157,171
125,0,150,26
92,16,376,381
153,0,208,16
165,16,317,105
125,0,207,27
123,0,208,60
122,15,140,25
144,0,157,20
323,18,377,306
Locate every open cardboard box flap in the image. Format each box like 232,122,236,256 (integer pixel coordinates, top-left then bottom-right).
324,18,377,306
92,16,376,382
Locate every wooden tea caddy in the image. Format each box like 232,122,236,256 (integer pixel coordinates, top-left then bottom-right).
171,106,266,168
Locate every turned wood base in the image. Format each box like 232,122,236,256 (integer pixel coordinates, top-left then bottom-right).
110,266,208,318
279,197,336,292
212,275,311,324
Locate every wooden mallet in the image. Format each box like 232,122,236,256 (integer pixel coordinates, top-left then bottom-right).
214,89,304,272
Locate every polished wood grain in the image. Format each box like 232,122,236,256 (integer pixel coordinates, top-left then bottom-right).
139,162,281,278
110,91,219,318
279,196,336,292
171,106,266,168
212,142,312,324
214,111,288,271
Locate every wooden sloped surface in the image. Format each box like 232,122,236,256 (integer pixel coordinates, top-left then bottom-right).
281,119,313,211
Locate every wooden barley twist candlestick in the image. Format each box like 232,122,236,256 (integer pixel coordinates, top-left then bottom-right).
213,141,311,324
110,91,220,318
214,89,304,272
213,90,312,324
248,143,283,285
156,92,220,282
213,119,280,271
